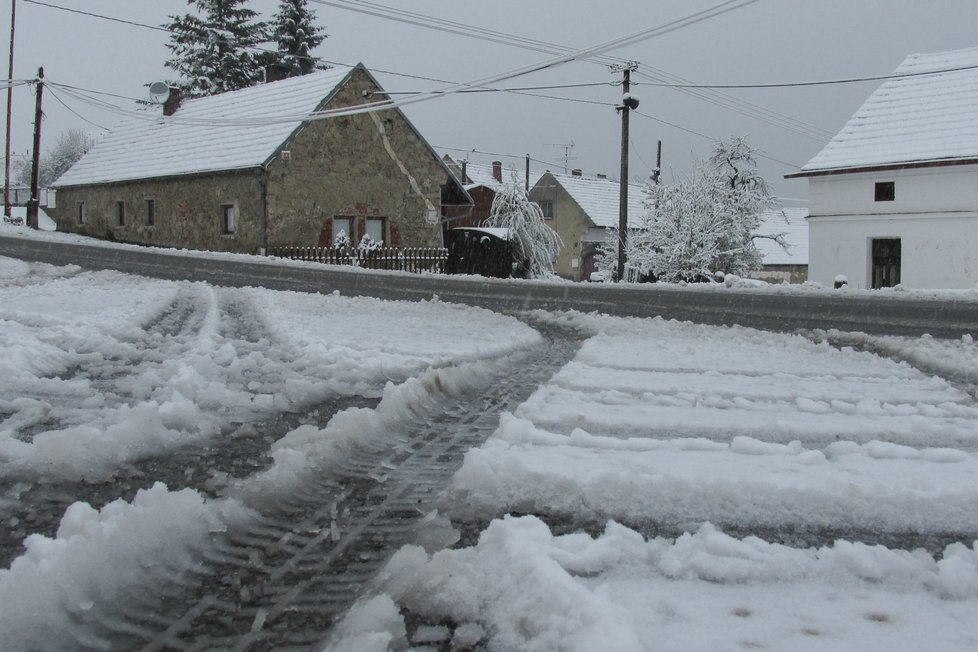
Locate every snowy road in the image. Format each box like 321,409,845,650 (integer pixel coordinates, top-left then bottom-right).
3,232,978,338
2,254,978,651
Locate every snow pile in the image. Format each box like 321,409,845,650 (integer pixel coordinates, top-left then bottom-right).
0,483,248,650
334,516,978,652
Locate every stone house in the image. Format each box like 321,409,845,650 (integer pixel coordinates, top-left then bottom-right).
53,64,471,254
787,46,978,289
528,170,645,281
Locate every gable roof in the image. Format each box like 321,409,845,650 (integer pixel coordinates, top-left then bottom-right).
55,65,359,188
754,207,809,266
794,47,978,176
543,171,647,229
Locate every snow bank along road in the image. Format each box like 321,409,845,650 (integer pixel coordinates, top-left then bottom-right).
2,251,978,650
2,233,977,338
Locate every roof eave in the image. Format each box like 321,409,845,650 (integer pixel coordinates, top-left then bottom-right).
786,156,978,179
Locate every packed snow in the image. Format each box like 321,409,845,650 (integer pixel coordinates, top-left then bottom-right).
331,310,978,651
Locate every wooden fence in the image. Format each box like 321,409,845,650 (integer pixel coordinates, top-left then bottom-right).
268,245,448,274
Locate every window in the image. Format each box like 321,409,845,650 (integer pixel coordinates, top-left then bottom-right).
115,201,126,227
365,217,384,245
145,199,155,226
221,204,237,235
874,181,895,202
76,201,85,225
333,216,354,246
539,200,554,219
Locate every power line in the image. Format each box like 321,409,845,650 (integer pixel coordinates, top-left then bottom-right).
40,1,765,129
45,86,109,131
634,63,978,89
23,0,170,33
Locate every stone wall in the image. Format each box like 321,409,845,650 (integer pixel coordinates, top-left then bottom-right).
54,171,264,253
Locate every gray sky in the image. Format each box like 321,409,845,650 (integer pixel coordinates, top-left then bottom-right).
4,0,978,200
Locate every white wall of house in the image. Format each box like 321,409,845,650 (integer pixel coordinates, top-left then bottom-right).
807,165,978,289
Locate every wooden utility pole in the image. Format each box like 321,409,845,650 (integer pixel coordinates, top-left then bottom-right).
652,139,662,184
525,154,530,192
4,0,16,218
26,65,41,229
615,63,639,282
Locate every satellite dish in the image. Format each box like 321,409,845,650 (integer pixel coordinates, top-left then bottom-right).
148,81,170,104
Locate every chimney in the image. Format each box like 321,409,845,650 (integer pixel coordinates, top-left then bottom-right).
571,169,583,177
461,160,468,184
492,161,502,183
163,88,182,117
596,173,607,179
265,64,290,84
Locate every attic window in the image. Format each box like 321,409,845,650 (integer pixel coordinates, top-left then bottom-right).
874,181,895,202
538,200,554,219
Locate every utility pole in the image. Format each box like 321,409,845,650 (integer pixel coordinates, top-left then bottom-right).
4,0,16,218
525,154,530,192
27,65,41,229
652,139,662,184
614,62,639,282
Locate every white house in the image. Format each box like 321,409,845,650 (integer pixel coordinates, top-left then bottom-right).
787,46,978,290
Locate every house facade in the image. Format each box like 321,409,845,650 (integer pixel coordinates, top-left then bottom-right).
54,65,470,254
787,47,978,289
528,170,646,281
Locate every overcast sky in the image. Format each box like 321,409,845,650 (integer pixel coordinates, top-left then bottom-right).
4,0,978,200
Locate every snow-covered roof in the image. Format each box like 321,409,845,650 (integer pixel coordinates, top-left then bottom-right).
547,172,647,229
754,207,808,266
55,66,357,188
798,47,978,174
444,159,542,193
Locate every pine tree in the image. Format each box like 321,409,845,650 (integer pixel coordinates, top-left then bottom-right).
165,0,269,97
270,0,328,76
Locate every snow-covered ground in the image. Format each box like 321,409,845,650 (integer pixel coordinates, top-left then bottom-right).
0,255,542,648
3,241,978,651
331,312,978,651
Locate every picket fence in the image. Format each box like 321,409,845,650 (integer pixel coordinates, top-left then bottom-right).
269,245,448,274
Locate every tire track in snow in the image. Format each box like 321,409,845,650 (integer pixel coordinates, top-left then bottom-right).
47,323,583,652
0,287,383,569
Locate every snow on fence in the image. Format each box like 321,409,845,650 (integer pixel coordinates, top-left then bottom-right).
268,245,448,274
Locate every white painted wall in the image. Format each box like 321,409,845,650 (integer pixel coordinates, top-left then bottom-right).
807,165,978,289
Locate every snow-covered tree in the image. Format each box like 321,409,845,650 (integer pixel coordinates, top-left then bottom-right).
164,0,268,97
13,128,95,187
608,136,781,283
270,0,327,76
483,175,562,279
